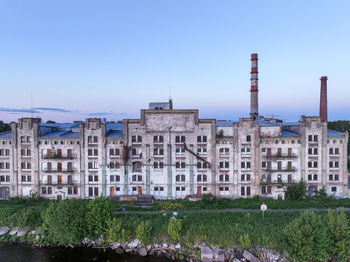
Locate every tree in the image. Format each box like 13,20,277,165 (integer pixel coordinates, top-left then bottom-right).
284,179,307,200
86,196,114,237
283,211,330,262
41,200,88,244
327,208,350,261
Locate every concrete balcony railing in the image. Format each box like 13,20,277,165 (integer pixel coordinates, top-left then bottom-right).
43,168,76,173
264,167,297,172
264,154,298,159
43,154,77,160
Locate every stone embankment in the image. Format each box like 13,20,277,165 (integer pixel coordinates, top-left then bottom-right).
0,226,289,262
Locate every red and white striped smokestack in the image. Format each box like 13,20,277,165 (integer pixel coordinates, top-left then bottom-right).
250,53,259,119
320,76,328,122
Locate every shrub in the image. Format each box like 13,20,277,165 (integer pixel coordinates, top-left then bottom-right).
283,211,330,262
120,228,132,243
327,208,350,261
168,218,182,242
41,200,88,244
285,180,307,200
160,201,184,211
135,221,152,246
15,208,42,228
104,217,122,243
313,187,328,200
239,234,251,250
87,196,114,237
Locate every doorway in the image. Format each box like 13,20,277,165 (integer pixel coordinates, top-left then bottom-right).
197,186,202,195
138,186,142,195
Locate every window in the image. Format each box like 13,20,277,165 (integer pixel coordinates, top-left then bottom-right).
331,187,337,193
314,135,318,142
176,147,185,154
241,187,245,196
197,174,207,182
197,136,207,143
176,162,186,169
241,174,251,181
153,135,164,143
176,186,185,192
153,147,164,156
175,135,185,143
262,161,266,168
153,162,164,169
313,161,318,168
277,174,282,183
277,161,282,170
42,187,47,195
88,161,98,169
313,148,318,155
132,162,142,172
219,174,229,182
335,148,339,154
176,175,185,182
329,148,334,154
155,186,165,191
110,148,120,156
246,135,251,142
308,135,312,142
197,147,207,154
132,175,142,182
197,161,207,169
219,162,229,169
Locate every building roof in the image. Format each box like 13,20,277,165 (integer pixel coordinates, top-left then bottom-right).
40,123,80,129
39,130,80,139
106,130,123,138
281,130,300,137
327,129,345,137
216,120,235,126
0,131,11,139
106,123,123,132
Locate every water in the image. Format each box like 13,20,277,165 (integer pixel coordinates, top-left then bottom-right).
0,243,171,262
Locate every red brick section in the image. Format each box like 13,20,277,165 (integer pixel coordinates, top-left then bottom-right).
320,76,328,122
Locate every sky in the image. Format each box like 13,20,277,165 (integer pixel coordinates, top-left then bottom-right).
0,0,349,123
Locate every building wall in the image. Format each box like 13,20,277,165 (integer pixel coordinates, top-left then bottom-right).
0,113,348,200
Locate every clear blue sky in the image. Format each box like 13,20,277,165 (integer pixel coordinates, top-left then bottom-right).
0,0,349,122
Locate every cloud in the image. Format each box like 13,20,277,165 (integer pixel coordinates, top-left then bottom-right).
0,107,40,113
88,112,113,116
33,107,72,113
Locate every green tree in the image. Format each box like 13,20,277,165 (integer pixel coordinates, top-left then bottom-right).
104,217,122,243
285,180,307,200
41,200,88,244
168,218,182,242
283,211,330,262
135,221,152,246
87,196,114,237
327,208,350,261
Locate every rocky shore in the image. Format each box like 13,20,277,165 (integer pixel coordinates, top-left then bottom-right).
0,225,289,262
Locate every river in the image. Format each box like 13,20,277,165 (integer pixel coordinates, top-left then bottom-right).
0,243,171,262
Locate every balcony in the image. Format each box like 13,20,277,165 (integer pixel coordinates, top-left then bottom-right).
264,167,297,172
260,179,297,185
43,168,76,173
43,154,76,160
264,154,298,159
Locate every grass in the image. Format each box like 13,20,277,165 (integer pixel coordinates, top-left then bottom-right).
112,197,350,211
117,211,350,250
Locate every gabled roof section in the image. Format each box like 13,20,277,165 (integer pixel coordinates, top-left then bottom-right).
0,131,12,139
327,129,345,137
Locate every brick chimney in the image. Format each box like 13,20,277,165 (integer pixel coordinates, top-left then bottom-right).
320,76,328,122
250,53,259,120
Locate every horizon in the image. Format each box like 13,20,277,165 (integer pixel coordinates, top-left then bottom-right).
1,0,350,123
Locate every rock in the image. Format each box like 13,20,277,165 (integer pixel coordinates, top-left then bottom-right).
31,228,40,235
233,259,242,262
169,244,175,250
146,245,152,252
9,227,19,236
139,247,147,256
17,227,29,237
173,211,178,216
127,239,140,248
212,248,225,262
243,250,261,262
201,247,213,262
0,226,10,236
111,242,121,249
162,243,168,248
175,243,181,249
35,235,40,240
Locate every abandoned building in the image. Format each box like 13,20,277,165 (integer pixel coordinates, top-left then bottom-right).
0,54,348,200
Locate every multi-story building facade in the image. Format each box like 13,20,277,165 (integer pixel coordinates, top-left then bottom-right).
0,54,348,200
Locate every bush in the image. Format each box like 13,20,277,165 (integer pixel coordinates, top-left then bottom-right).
87,196,114,237
120,228,132,243
313,187,328,200
104,217,122,243
15,208,42,228
283,211,330,262
168,218,182,242
327,208,350,261
41,200,88,244
285,180,307,200
159,201,184,211
136,221,152,246
239,234,250,250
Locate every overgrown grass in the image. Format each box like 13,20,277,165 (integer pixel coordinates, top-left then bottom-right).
112,197,350,211
117,211,350,250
